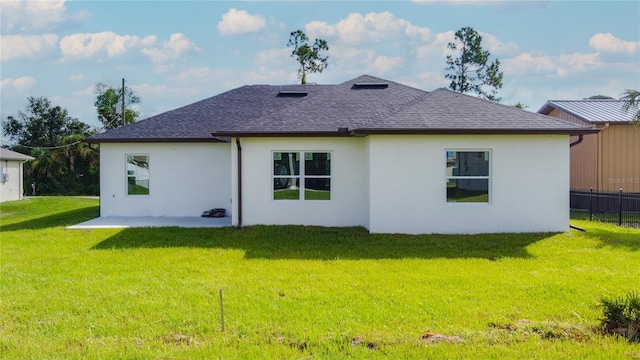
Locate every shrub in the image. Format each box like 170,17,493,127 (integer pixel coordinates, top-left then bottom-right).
600,292,640,342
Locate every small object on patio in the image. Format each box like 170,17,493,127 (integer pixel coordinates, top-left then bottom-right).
201,208,226,218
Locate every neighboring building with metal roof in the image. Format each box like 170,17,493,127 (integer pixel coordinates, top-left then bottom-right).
0,148,34,202
538,99,639,192
87,75,596,234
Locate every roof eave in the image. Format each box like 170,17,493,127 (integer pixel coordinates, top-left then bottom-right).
211,130,354,138
352,128,600,136
214,128,600,137
0,157,34,162
84,137,227,144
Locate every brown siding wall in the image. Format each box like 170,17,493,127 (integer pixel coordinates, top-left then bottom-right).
599,124,640,192
547,108,640,192
548,109,598,190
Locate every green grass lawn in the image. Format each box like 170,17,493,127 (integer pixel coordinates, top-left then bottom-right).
1,197,639,359
127,183,150,195
274,189,330,200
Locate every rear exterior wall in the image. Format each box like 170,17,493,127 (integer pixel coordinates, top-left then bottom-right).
234,137,368,228
234,134,570,234
366,134,570,234
99,142,232,217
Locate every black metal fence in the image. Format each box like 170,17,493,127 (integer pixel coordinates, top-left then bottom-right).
570,189,640,228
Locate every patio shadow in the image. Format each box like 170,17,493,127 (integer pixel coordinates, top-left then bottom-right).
92,225,554,260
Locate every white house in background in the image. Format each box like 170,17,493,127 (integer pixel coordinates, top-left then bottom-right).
87,75,597,234
0,148,34,202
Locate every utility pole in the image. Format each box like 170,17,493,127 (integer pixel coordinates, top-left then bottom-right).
122,78,126,127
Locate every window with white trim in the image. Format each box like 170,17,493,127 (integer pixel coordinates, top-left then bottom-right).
273,151,331,200
126,154,150,195
446,150,489,203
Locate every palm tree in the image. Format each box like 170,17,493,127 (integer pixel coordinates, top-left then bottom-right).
620,89,640,125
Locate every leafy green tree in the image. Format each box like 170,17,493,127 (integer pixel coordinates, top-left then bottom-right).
287,29,329,84
2,96,99,195
620,89,640,125
94,82,140,130
588,95,614,99
514,102,528,110
445,27,503,102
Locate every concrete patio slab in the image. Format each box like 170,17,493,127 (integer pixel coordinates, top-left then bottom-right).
67,216,232,229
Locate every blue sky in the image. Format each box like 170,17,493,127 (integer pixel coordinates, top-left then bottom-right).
1,0,639,133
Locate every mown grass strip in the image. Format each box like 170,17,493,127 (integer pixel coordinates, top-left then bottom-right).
1,197,639,359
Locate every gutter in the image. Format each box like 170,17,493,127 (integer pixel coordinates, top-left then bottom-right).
569,135,583,147
213,127,599,137
84,137,226,144
235,137,242,229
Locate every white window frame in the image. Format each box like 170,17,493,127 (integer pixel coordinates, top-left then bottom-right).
126,153,150,196
445,149,491,204
272,151,332,201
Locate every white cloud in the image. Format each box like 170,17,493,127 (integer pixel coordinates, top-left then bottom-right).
306,12,432,46
1,76,37,91
502,52,601,77
171,66,215,83
416,72,448,89
414,30,455,60
242,70,291,85
129,83,171,98
502,53,556,74
369,55,405,75
0,0,90,33
217,8,266,35
59,32,156,60
153,64,176,74
73,84,96,97
256,48,291,66
141,33,200,63
557,52,601,75
327,45,376,71
69,73,83,82
589,33,639,55
478,31,519,56
0,34,59,61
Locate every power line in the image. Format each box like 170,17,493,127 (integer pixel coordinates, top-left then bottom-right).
14,141,83,150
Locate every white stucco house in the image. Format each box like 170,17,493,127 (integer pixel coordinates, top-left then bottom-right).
87,75,597,234
0,148,34,202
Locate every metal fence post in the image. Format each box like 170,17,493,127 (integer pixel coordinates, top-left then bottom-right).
618,188,623,226
589,187,593,221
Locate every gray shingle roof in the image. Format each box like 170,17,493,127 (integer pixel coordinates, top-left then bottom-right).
0,148,34,161
87,75,595,143
538,99,635,123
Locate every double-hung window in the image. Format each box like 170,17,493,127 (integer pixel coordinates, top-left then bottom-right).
273,151,331,200
126,154,150,195
446,150,490,203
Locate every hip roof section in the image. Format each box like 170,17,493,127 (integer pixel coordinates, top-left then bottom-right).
87,74,596,143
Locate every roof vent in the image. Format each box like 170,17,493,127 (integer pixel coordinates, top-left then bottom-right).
278,90,307,97
352,82,389,89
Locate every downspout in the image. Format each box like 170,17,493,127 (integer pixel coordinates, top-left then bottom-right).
569,134,583,147
235,137,242,229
